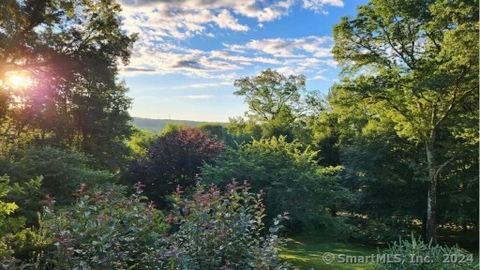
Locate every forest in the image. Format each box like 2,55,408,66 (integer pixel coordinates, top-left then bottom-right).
0,0,478,269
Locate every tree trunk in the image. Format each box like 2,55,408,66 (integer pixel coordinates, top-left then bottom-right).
425,141,437,244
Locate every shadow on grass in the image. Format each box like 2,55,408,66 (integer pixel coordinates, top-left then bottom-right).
280,234,378,270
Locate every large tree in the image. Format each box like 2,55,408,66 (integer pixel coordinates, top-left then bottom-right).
333,0,478,242
0,0,136,169
234,69,305,122
233,69,317,139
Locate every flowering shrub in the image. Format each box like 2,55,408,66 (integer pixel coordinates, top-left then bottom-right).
42,183,168,269
3,182,291,269
167,181,291,270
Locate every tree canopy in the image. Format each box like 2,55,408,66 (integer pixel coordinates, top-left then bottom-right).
0,0,136,169
332,0,478,242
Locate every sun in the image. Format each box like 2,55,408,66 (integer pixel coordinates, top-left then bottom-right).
5,71,33,89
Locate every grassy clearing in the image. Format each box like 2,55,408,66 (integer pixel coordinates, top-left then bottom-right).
280,234,378,270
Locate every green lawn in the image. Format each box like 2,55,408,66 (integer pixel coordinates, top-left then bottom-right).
280,234,378,270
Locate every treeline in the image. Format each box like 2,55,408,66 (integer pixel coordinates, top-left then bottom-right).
0,0,478,269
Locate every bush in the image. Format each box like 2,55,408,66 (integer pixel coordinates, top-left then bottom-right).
127,128,157,159
2,146,113,206
0,175,44,262
199,124,236,148
375,234,477,270
124,127,224,207
167,181,291,269
202,136,349,231
41,184,168,269
0,175,20,259
346,216,417,244
3,182,291,269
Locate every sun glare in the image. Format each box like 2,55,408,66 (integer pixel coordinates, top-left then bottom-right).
5,71,33,89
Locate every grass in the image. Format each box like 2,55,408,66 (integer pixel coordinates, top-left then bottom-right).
280,234,378,270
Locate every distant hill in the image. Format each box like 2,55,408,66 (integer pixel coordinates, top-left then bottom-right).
132,117,225,132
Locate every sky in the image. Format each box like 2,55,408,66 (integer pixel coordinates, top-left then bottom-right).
119,0,367,122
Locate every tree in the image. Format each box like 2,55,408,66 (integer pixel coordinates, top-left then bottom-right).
234,69,305,122
127,128,157,159
233,69,308,139
333,0,478,242
226,116,263,145
201,136,348,231
198,124,236,147
123,127,224,207
0,0,136,169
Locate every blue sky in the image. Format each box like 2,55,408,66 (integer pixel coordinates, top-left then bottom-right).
119,0,366,122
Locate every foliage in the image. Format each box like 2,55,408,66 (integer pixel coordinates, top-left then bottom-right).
0,175,20,259
233,69,311,140
0,0,478,268
167,181,291,270
127,128,157,159
226,116,263,145
41,184,168,270
234,69,305,122
202,136,349,231
317,84,478,243
2,146,113,208
375,234,477,270
0,0,136,170
333,0,479,241
124,127,224,207
198,124,236,148
0,175,43,261
2,182,292,269
0,176,20,234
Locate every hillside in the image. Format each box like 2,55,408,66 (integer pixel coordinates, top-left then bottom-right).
132,117,225,132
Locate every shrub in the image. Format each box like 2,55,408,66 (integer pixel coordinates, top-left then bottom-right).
3,146,113,206
41,184,168,269
2,181,292,269
0,175,19,259
199,124,236,147
167,181,291,269
346,216,417,244
202,136,349,231
0,175,44,262
124,127,224,207
127,128,157,159
375,234,477,270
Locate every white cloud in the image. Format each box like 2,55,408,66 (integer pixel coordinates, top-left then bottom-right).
225,36,333,58
119,0,292,41
121,35,337,80
119,0,342,40
118,0,342,80
302,0,344,13
213,9,249,31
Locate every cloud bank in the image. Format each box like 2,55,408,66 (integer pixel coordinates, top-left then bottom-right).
119,0,343,80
